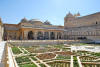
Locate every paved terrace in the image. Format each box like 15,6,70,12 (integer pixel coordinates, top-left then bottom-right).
0,41,6,67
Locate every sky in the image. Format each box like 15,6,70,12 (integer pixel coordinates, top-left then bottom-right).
0,0,100,26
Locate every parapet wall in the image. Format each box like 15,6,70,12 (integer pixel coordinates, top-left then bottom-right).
7,40,82,46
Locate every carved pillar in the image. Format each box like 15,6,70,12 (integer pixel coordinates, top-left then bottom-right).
42,31,44,40
24,31,28,40
62,32,64,39
57,32,58,39
55,32,57,40
34,32,37,40
61,32,64,39
49,32,51,40
21,30,24,40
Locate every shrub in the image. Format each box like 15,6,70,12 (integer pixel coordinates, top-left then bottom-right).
15,56,31,63
19,63,37,67
39,63,46,67
12,47,22,54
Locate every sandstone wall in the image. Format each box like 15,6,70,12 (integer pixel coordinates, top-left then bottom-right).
0,25,3,42
64,12,100,28
8,40,82,46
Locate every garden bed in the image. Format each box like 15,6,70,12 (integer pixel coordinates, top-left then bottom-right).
56,55,71,60
12,46,22,54
37,53,56,60
73,56,79,67
19,63,37,67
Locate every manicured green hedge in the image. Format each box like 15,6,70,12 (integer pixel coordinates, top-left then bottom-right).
31,57,37,61
16,56,31,63
56,55,71,60
92,53,100,57
39,63,46,67
73,56,79,67
19,63,37,67
12,47,22,54
20,47,28,54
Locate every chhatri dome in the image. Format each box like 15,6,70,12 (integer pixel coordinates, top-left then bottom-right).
21,17,28,23
29,19,43,25
44,20,52,25
77,12,80,16
66,12,74,18
29,19,42,22
74,12,80,17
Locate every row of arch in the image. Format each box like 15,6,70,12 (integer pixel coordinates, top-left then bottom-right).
65,31,100,36
28,31,62,40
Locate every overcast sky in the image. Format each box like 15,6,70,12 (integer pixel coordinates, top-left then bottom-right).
0,0,100,25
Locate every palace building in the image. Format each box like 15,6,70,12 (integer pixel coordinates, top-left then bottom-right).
64,12,100,41
3,18,64,40
1,12,100,41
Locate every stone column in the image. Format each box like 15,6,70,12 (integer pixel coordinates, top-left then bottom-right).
42,31,45,40
24,31,28,40
34,32,37,40
61,32,63,39
49,32,51,40
22,30,24,40
55,32,57,40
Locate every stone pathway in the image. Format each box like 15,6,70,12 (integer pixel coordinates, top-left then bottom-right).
8,47,19,67
70,55,73,67
77,56,82,67
34,56,51,67
18,47,24,54
29,58,41,67
22,48,30,53
0,41,6,63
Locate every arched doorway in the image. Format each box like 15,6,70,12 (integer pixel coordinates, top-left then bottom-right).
37,31,43,40
44,32,49,39
28,31,34,40
57,32,62,39
50,32,55,39
4,32,7,41
77,37,87,40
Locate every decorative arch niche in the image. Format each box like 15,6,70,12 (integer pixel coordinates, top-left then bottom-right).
50,32,55,39
37,31,43,40
28,31,34,40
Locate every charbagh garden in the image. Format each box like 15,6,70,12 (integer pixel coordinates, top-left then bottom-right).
10,43,100,67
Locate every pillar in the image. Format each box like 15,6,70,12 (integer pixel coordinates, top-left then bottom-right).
61,32,63,39
55,32,57,40
34,32,37,40
24,31,28,40
42,31,45,40
49,32,51,40
22,30,24,40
